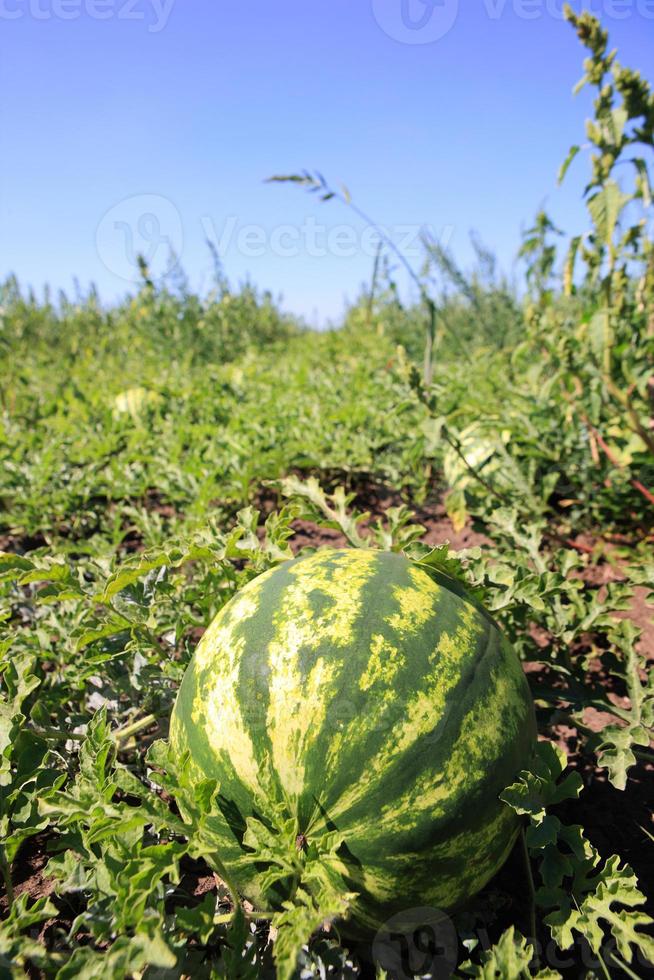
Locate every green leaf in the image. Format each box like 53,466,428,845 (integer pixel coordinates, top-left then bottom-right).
277,475,370,548
508,742,654,967
500,741,582,826
596,723,651,791
586,180,631,247
458,926,560,978
588,308,612,364
558,145,580,185
271,856,356,980
0,893,58,977
173,893,218,945
595,622,654,789
239,810,357,979
546,856,654,964
445,487,468,533
54,926,176,979
0,552,34,577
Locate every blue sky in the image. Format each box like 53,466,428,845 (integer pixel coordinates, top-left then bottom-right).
1,1,652,324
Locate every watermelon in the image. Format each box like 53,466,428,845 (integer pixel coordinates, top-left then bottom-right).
169,548,536,932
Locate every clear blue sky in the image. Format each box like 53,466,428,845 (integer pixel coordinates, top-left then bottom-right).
1,1,652,324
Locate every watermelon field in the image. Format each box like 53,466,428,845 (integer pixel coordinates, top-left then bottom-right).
1,8,654,979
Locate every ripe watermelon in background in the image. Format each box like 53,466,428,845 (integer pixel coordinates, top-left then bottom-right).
170,548,536,933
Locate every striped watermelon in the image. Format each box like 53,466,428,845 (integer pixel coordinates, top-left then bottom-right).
169,548,536,932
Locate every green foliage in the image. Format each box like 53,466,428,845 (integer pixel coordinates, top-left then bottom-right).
502,742,654,968
277,475,425,553
1,302,424,545
1,268,300,372
4,481,650,976
241,814,356,980
0,893,57,978
458,926,560,979
595,620,654,790
513,3,654,531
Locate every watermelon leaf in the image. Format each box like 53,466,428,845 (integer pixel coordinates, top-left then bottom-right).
277,475,370,548
500,741,583,824
502,740,654,967
241,811,357,979
458,925,560,978
593,620,654,790
0,894,59,978
408,542,486,605
272,880,354,980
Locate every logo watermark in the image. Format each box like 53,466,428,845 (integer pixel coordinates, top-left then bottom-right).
372,0,654,44
95,194,183,284
372,0,460,44
201,215,454,262
95,192,456,283
0,0,175,31
373,907,458,979
372,908,654,976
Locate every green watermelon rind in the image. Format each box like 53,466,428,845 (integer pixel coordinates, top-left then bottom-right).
170,548,536,932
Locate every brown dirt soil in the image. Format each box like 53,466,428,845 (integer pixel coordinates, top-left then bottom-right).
621,586,654,659
0,531,47,554
0,833,56,914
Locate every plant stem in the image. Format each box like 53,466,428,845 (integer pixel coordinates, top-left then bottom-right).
213,910,276,925
345,197,442,385
269,173,470,380
520,827,538,962
0,847,14,909
590,416,654,505
596,949,612,980
113,713,157,743
604,375,654,459
532,690,633,724
423,299,436,387
365,240,383,330
207,852,247,918
440,426,513,507
213,909,275,926
607,950,642,980
36,727,85,742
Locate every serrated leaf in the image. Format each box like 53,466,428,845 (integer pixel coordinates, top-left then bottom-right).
596,723,651,791
587,180,631,247
458,926,558,978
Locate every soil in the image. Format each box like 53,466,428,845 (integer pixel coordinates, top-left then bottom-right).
1,833,55,910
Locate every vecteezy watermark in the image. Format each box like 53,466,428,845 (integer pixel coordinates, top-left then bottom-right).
96,194,455,283
373,914,654,976
201,214,455,261
481,0,654,20
372,0,654,44
371,0,460,44
96,194,183,284
0,0,175,32
372,907,458,979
